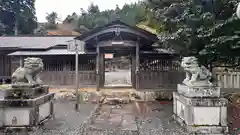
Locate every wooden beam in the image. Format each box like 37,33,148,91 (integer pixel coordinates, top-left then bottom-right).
97,40,137,47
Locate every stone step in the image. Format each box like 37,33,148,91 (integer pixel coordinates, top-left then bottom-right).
100,88,135,105
53,88,173,104
102,97,133,105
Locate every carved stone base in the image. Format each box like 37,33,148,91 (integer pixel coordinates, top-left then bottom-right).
173,114,229,135
177,84,220,98
173,92,228,134
2,85,49,99
0,93,54,128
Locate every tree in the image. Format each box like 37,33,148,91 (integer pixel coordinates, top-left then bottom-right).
88,3,100,14
62,2,148,31
146,0,240,68
0,21,6,35
45,12,58,29
46,12,58,25
0,0,37,35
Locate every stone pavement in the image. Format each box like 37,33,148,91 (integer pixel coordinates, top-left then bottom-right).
81,101,188,135
0,101,193,135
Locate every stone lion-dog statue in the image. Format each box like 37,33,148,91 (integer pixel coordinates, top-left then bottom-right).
12,57,44,84
181,56,212,87
237,2,240,19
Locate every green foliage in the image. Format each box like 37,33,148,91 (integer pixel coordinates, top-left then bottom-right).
45,12,58,30
0,0,37,35
63,2,148,31
46,12,58,25
88,3,100,14
146,0,240,68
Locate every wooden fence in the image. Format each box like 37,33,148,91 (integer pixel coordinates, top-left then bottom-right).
138,55,185,90
215,72,240,88
40,71,96,86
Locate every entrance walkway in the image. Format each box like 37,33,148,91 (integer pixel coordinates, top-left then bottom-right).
6,101,187,135
81,102,188,135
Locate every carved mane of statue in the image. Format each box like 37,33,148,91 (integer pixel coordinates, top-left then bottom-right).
181,56,212,87
11,57,44,84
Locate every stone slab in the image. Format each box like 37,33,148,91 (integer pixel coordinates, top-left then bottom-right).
89,104,138,131
177,84,220,98
2,85,49,99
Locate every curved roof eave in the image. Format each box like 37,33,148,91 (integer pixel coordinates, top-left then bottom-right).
74,20,158,43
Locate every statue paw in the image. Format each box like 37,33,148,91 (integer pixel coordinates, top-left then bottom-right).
183,79,189,84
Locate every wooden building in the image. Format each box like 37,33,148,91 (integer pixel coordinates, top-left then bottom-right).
2,20,184,90
0,36,75,83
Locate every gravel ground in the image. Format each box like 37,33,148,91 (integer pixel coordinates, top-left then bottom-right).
1,100,236,135
0,101,97,135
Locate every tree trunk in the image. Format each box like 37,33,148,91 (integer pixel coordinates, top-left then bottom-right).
14,16,18,35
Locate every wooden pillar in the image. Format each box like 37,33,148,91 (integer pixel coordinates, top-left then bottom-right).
63,56,68,85
96,45,100,91
131,54,136,89
100,50,105,87
136,44,140,90
0,55,4,76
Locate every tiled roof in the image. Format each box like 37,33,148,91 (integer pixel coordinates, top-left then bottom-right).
0,36,75,49
136,24,158,35
47,30,80,36
8,49,94,56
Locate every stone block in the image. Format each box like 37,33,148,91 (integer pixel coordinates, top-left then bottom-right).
177,84,220,98
11,83,40,88
0,93,54,128
173,92,228,134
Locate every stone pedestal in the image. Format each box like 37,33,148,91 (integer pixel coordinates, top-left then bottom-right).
0,84,54,129
173,84,229,134
0,93,54,128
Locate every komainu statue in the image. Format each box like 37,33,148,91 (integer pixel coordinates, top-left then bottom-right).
12,57,44,84
181,56,212,87
237,2,240,19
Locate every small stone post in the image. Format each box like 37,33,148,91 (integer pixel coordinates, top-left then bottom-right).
173,56,228,134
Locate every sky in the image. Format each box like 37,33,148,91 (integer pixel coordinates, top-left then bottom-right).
35,0,139,22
